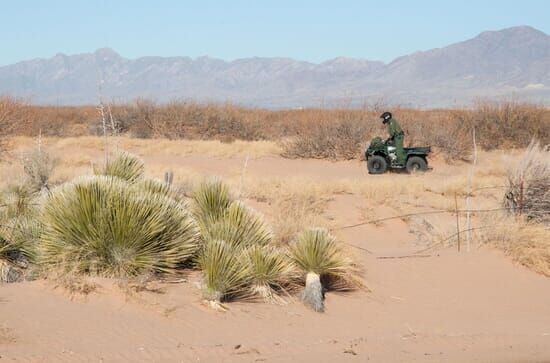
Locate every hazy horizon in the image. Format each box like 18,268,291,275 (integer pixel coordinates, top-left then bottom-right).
2,0,550,66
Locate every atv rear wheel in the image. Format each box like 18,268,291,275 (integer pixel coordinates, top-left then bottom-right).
367,155,388,174
406,156,427,173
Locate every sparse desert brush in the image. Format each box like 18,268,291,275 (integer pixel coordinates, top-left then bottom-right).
21,149,57,192
94,151,145,183
476,215,550,277
290,228,361,312
504,141,550,224
281,117,372,160
39,175,200,277
0,184,36,220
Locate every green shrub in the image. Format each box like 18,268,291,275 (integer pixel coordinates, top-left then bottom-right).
39,176,199,277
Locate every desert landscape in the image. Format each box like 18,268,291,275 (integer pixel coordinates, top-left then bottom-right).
1,4,550,361
1,97,549,362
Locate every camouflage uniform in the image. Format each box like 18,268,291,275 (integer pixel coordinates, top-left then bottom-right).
386,118,406,165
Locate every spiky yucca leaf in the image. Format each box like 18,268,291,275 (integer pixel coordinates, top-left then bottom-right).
290,228,360,312
290,228,351,277
241,245,296,302
94,152,145,184
204,201,273,248
132,178,180,201
192,179,232,227
39,176,199,277
198,239,251,302
0,216,41,263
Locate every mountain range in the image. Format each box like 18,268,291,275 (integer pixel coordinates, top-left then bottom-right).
0,26,548,108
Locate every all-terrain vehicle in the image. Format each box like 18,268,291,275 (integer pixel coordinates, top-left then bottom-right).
365,137,431,174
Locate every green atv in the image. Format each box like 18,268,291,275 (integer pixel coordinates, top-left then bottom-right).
365,137,431,174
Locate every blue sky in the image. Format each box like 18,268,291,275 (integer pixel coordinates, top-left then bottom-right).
1,0,549,66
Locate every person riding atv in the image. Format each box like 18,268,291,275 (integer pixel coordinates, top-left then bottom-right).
365,112,431,174
380,111,405,166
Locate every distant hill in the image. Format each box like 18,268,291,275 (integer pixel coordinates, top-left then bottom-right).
0,26,548,108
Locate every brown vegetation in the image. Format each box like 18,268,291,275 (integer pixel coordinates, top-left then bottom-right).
1,96,548,161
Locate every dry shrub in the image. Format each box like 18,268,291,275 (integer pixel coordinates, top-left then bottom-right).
469,101,549,150
21,149,57,192
1,96,548,161
281,117,372,160
0,96,30,151
504,141,550,224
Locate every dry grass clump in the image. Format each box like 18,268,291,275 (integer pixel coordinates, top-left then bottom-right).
21,149,57,192
504,141,550,224
290,228,361,312
476,216,550,277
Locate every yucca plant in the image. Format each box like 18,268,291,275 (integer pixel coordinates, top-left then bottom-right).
290,228,360,312
132,178,180,201
0,184,40,275
0,216,41,263
241,245,296,303
39,176,199,277
192,179,232,228
198,239,251,306
203,201,273,249
94,151,145,184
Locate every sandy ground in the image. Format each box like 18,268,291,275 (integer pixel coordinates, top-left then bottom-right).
1,139,549,362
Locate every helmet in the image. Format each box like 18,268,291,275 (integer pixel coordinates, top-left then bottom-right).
380,111,392,124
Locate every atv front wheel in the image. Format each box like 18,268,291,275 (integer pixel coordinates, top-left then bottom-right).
367,155,388,174
406,156,427,173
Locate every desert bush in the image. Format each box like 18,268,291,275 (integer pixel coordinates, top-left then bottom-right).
290,228,360,312
1,97,548,161
0,96,29,152
94,151,145,184
470,101,549,150
21,149,57,192
281,116,373,160
39,176,200,277
504,141,550,224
